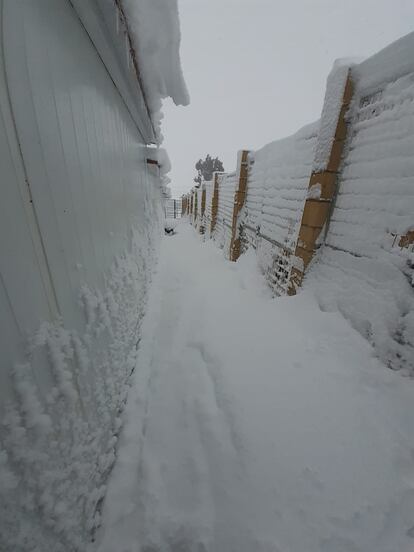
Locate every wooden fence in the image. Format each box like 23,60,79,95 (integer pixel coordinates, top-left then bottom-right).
182,32,414,373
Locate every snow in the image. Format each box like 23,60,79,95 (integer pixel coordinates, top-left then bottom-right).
354,31,414,96
307,182,321,199
147,146,172,196
213,172,237,254
0,219,163,551
147,147,171,176
122,0,190,140
228,36,414,371
313,59,357,172
96,222,414,552
202,180,214,236
164,217,178,233
241,121,318,293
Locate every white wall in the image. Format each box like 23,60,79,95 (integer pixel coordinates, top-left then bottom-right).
0,1,163,550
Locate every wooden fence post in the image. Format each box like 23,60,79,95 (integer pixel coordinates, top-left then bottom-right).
191,190,196,224
199,184,206,234
288,69,354,295
210,172,220,236
194,189,198,224
229,150,250,261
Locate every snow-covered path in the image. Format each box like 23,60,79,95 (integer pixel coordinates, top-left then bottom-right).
97,222,414,552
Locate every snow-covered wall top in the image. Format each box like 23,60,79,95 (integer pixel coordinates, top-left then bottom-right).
354,31,414,96
313,60,355,172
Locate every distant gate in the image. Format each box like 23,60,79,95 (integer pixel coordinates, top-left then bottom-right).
165,198,183,219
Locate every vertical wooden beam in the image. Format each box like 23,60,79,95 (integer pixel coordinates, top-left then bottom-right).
288,70,354,295
192,190,195,223
210,172,220,236
199,184,207,234
194,189,198,224
229,150,250,262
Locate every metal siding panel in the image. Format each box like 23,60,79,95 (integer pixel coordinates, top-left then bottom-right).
0,2,163,547
3,0,151,328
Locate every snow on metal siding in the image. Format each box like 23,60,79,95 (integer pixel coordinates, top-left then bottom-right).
0,1,163,550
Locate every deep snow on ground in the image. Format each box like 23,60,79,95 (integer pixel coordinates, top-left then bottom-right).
97,222,414,552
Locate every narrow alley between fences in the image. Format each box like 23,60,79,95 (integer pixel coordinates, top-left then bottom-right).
97,222,414,552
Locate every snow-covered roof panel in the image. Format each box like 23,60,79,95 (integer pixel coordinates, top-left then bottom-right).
121,0,190,139
71,0,189,144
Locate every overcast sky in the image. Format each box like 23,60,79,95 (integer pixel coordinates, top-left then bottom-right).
163,0,414,198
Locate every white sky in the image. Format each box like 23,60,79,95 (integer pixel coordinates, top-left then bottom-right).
163,0,414,198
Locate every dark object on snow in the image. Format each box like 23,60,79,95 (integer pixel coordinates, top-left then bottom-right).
164,224,176,236
164,217,177,235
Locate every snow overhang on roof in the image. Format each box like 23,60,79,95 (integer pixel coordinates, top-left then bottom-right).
70,0,189,144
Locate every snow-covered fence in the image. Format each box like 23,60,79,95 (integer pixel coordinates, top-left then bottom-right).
203,179,214,234
306,33,414,373
193,187,203,230
188,164,245,255
186,31,414,373
212,172,238,253
188,175,220,238
189,181,211,234
242,125,319,294
188,131,319,287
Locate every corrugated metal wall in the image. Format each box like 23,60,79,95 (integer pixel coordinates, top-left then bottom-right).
0,1,163,550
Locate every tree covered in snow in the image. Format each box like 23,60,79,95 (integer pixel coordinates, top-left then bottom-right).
194,154,224,186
